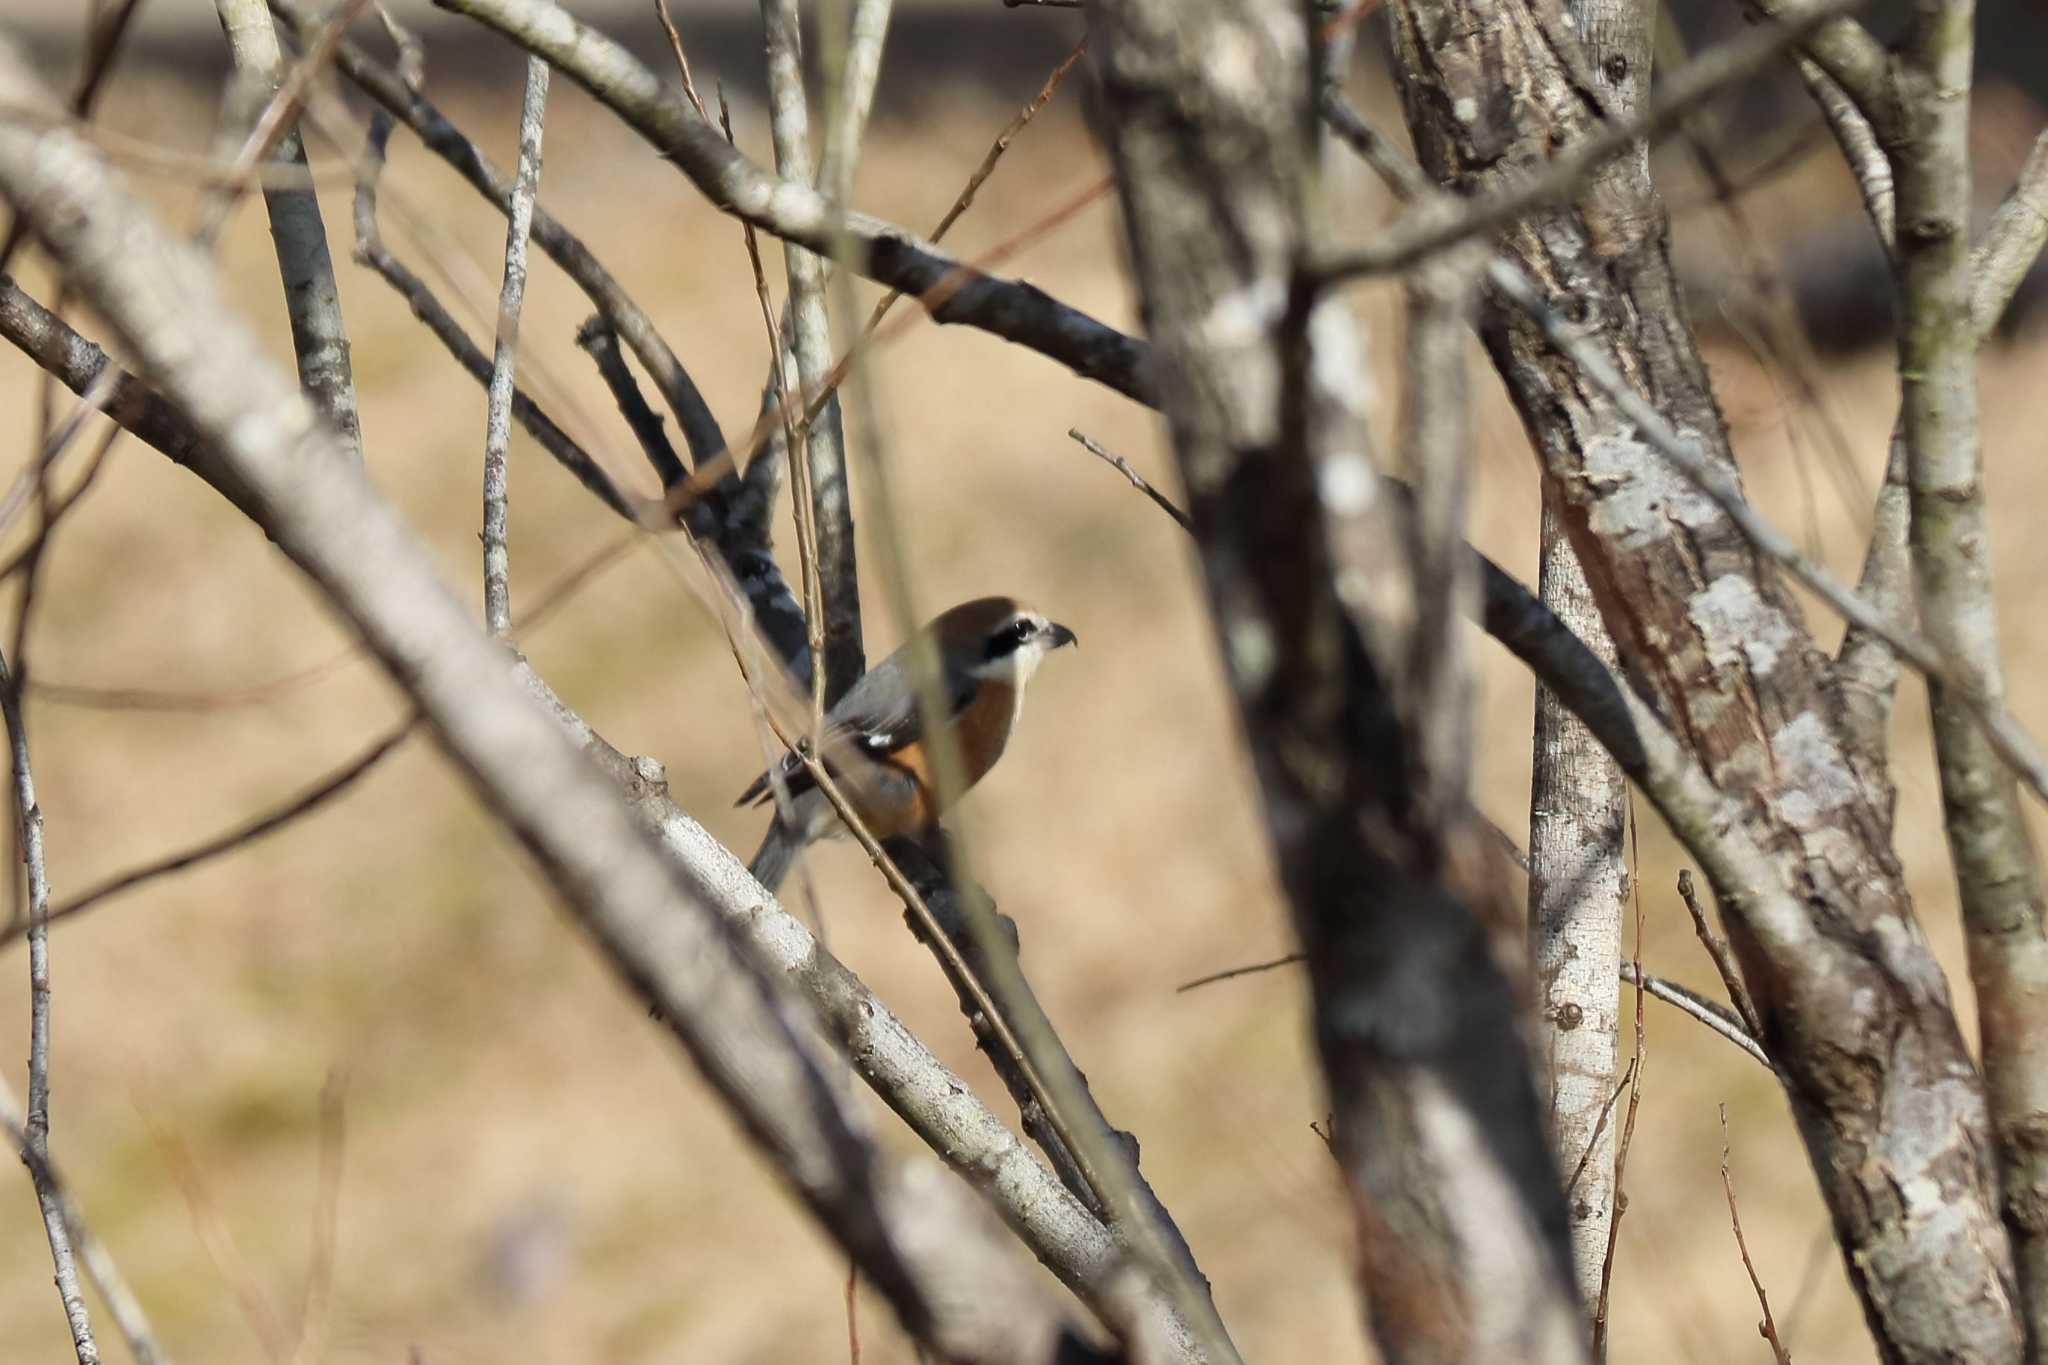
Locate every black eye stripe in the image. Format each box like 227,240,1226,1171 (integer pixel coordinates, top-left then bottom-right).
985,618,1037,659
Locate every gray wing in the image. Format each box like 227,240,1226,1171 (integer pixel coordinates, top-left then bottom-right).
735,655,980,807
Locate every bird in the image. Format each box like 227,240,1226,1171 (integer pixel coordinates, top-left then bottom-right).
738,596,1078,892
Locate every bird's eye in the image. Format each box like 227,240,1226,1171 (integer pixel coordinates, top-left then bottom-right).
1006,619,1037,643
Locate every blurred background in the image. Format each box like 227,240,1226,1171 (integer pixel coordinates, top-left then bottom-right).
0,1,2045,1360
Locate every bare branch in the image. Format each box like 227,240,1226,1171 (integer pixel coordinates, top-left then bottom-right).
1617,965,1771,1070
1677,869,1764,1040
1793,56,1893,250
1525,270,1626,1341
817,0,892,203
0,648,97,1364
482,55,549,636
1737,0,1894,141
1173,953,1304,993
1377,0,2020,1348
4,717,418,948
0,0,148,276
0,276,246,505
349,102,635,521
0,1075,168,1365
1720,1106,1792,1365
1972,129,2048,339
759,0,864,704
527,670,1210,1362
1067,428,1191,531
273,0,727,476
1591,865,1645,1360
431,0,1157,406
213,0,364,461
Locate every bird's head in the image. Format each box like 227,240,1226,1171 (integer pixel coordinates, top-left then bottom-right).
930,596,1078,684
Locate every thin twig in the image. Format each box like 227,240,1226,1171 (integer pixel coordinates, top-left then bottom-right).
0,424,122,589
351,100,634,521
0,1076,168,1365
143,1108,290,1362
1068,428,1191,531
434,0,1155,406
1721,1105,1793,1364
1678,868,1764,1039
652,0,711,121
856,37,1087,341
286,0,726,478
575,317,685,488
0,647,97,1364
721,87,824,713
1565,1057,1638,1203
482,55,550,636
1619,963,1771,1069
286,1072,346,1365
19,0,369,558
844,1261,861,1365
4,716,419,948
1175,952,1304,993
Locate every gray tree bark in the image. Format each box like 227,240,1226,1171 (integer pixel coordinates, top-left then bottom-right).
1382,1,2022,1359
1090,1,1585,1360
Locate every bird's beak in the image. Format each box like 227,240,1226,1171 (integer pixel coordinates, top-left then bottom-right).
1046,622,1078,650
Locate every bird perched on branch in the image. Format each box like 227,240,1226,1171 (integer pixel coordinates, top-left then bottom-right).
739,596,1078,892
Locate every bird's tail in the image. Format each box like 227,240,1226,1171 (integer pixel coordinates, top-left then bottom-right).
747,818,802,893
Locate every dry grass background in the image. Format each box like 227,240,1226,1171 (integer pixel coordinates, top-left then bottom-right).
0,14,2043,1363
